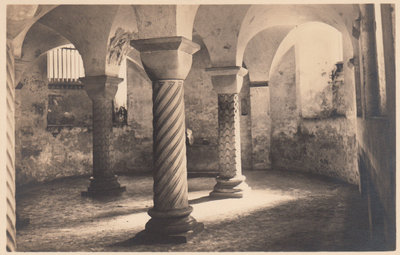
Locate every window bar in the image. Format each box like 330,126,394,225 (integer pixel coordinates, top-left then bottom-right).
66,48,71,82
52,49,55,81
76,50,80,81
56,48,59,82
62,48,67,82
58,48,62,83
70,49,74,82
79,55,84,78
47,51,52,82
71,49,75,82
47,51,50,81
54,48,58,82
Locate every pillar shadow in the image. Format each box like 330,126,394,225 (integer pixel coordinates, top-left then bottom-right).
188,195,227,205
91,206,149,220
111,230,191,246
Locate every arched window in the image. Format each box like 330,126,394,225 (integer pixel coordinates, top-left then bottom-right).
46,45,128,130
47,44,85,88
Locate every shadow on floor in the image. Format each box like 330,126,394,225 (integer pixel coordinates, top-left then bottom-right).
15,170,382,252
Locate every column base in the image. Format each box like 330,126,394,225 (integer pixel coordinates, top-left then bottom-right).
210,175,250,198
123,221,203,245
81,175,126,197
136,206,203,243
133,221,204,244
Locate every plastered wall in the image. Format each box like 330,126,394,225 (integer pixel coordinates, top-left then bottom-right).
16,41,358,186
269,47,358,185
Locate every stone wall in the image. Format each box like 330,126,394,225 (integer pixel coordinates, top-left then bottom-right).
125,59,153,172
185,36,219,173
15,56,93,185
15,44,232,185
15,56,153,186
16,37,359,187
249,85,271,170
269,47,358,185
239,74,252,170
185,36,253,173
355,4,396,248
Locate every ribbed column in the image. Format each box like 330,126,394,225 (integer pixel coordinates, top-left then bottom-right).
131,36,202,240
145,79,198,234
207,66,250,198
152,80,188,210
81,75,126,196
218,94,242,178
6,40,17,252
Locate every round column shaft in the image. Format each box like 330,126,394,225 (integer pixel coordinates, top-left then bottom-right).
131,36,202,239
145,79,197,234
81,75,126,197
207,66,250,198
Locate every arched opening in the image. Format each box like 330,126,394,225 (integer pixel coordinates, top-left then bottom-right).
267,22,358,185
270,22,344,118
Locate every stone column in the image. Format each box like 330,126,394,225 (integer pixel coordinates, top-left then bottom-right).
206,66,250,198
81,75,126,196
6,40,17,251
131,36,202,241
359,4,381,116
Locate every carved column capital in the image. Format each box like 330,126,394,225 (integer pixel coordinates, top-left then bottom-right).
206,66,248,94
131,36,200,80
80,75,123,100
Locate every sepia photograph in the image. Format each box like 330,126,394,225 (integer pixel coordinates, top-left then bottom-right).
1,0,397,253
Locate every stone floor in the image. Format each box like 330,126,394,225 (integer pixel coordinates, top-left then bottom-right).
16,169,375,252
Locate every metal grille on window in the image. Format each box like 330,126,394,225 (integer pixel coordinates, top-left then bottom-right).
47,44,85,89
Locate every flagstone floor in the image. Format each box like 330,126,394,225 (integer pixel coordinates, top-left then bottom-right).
16,169,375,252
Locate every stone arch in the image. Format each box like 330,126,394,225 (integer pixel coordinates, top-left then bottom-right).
269,21,354,119
35,5,133,77
238,5,359,119
16,22,72,84
266,21,359,185
193,5,251,67
270,22,342,117
237,5,357,66
8,5,58,59
243,26,294,82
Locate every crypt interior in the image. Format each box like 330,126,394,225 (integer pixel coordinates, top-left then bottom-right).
3,3,396,252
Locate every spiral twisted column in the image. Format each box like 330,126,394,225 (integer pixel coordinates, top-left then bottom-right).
152,80,188,210
207,66,250,198
6,40,17,252
145,79,199,234
131,36,202,240
81,75,126,196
